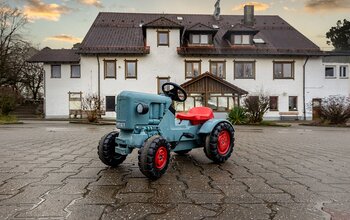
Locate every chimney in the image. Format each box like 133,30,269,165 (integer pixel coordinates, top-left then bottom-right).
244,5,254,26
213,0,221,21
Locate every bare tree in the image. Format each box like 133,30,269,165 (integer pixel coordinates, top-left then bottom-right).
0,3,28,88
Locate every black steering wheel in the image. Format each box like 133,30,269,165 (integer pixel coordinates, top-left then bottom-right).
162,82,187,102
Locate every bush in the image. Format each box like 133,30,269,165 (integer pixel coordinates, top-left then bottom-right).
0,87,20,116
319,95,350,125
228,106,247,125
244,94,269,123
82,94,104,123
0,115,18,124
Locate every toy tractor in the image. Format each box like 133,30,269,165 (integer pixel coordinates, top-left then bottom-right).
98,82,235,179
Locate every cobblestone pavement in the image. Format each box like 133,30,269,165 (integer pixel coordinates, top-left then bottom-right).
0,121,350,220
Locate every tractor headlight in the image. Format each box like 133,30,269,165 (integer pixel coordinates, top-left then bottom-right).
136,103,149,114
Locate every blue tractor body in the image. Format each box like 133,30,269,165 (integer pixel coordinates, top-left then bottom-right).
98,83,235,179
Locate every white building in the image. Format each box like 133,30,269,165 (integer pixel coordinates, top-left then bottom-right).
28,5,350,120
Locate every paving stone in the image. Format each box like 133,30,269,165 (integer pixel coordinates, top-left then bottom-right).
215,184,263,204
149,184,190,204
273,203,327,220
16,194,81,218
102,203,165,220
51,178,93,195
0,204,32,219
0,178,38,195
323,202,350,220
76,185,121,205
34,172,76,185
66,204,106,220
119,178,154,193
187,193,224,204
116,192,154,203
211,204,270,220
147,204,216,219
1,185,56,204
1,122,350,219
52,163,83,173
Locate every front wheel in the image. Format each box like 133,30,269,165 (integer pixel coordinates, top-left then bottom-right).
98,131,127,167
204,122,234,163
138,135,171,180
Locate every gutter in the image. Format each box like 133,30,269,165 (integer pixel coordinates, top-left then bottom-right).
97,55,101,111
303,56,310,121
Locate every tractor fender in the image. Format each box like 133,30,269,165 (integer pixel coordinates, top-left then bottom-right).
198,119,234,135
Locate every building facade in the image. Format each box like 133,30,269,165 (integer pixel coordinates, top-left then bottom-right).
28,6,350,120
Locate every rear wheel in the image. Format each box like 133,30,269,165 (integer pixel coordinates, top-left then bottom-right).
98,131,127,167
204,122,234,163
138,135,171,180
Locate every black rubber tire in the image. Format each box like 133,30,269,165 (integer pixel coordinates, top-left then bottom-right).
138,135,171,180
204,122,235,163
98,131,127,167
174,149,191,155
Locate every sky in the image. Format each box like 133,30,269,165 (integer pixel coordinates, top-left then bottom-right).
6,0,350,50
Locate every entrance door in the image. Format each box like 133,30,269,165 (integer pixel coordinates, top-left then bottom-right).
68,92,82,119
312,98,322,120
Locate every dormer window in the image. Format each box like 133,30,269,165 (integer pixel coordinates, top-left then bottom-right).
190,34,212,45
232,34,251,45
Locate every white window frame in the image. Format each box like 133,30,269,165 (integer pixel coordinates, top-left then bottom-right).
190,34,211,45
339,65,348,78
325,66,336,79
51,65,61,78
233,34,251,45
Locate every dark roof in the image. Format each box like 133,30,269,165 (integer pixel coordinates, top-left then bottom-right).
78,12,321,56
187,23,217,32
223,23,259,38
143,17,182,28
181,72,248,95
323,51,350,63
28,48,80,63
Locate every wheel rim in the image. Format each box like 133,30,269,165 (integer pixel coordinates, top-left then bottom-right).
155,146,168,169
217,130,230,155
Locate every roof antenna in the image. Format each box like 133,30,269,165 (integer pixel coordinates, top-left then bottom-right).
214,0,220,20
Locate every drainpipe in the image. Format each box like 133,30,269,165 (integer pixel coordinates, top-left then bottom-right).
303,56,309,121
96,55,101,111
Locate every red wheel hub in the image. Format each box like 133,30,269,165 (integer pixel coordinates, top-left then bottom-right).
155,146,168,169
217,130,230,155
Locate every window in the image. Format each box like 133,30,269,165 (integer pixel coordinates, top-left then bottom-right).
157,31,169,46
51,65,61,78
208,94,234,112
273,62,294,79
210,61,226,78
185,60,201,78
340,66,348,78
232,35,250,45
157,77,170,94
125,60,137,79
269,96,278,111
106,96,115,112
289,96,298,111
71,65,80,78
104,60,116,79
234,61,255,79
325,66,335,78
190,34,212,45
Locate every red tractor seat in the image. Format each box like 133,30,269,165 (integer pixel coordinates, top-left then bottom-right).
176,107,214,125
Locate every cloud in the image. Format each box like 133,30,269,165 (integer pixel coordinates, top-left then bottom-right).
45,34,82,43
305,0,350,12
23,0,71,21
283,6,296,11
232,2,270,11
77,0,103,8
